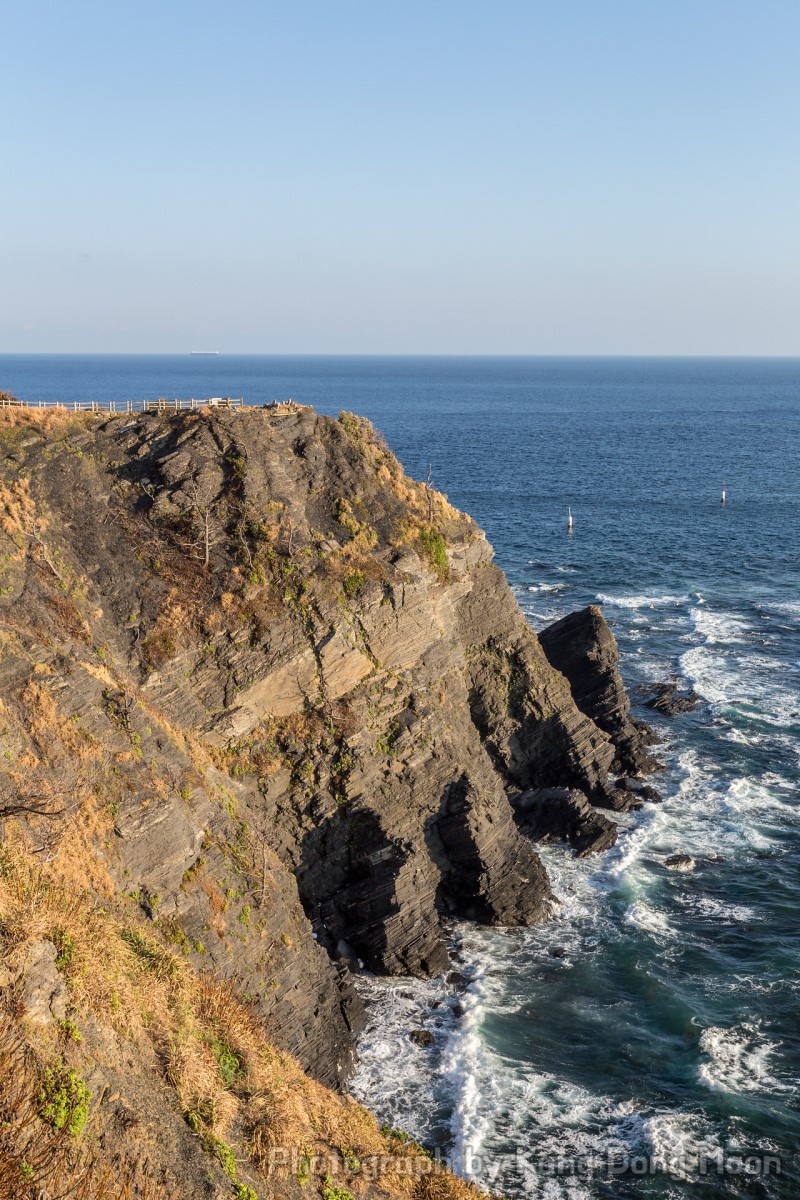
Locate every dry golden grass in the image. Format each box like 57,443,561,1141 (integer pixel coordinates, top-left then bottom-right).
0,478,37,549
0,840,490,1200
337,411,467,530
0,1013,177,1200
6,679,117,897
0,405,96,436
208,710,326,780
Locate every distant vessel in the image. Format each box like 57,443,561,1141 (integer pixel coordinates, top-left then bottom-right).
568,506,573,530
721,481,726,505
190,350,219,356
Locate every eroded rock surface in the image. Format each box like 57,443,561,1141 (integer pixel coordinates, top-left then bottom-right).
0,404,657,1089
644,681,701,715
539,604,659,778
511,788,618,857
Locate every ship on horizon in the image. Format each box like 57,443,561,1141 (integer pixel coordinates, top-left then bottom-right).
190,350,219,356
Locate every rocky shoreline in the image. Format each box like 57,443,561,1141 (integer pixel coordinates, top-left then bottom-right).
0,401,666,1196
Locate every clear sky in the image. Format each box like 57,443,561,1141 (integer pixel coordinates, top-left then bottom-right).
2,0,799,354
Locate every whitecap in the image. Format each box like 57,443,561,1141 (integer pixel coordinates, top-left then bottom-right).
623,900,674,937
349,972,456,1144
698,1023,791,1096
641,1112,723,1181
595,592,690,610
673,893,758,924
441,964,492,1170
760,600,800,619
690,608,750,644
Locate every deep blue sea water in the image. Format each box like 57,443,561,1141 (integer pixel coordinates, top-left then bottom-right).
2,356,799,1197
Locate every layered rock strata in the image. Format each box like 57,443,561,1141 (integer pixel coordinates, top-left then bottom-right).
539,604,659,779
0,404,655,1091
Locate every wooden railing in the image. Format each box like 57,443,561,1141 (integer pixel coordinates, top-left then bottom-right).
0,396,245,414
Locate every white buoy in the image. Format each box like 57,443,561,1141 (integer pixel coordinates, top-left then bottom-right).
567,506,573,530
721,482,726,505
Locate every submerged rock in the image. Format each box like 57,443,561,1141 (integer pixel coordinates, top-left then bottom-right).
617,776,663,803
409,1029,434,1047
664,854,696,872
644,682,700,715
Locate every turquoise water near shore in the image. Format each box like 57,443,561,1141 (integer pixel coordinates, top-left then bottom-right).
2,355,799,1197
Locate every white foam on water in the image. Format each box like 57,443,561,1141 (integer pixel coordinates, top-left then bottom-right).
761,600,800,619
697,1023,792,1096
678,646,732,705
349,973,456,1143
707,776,798,853
440,962,492,1170
690,608,750,644
723,775,797,818
605,805,665,880
595,591,690,610
728,972,794,996
623,900,675,936
653,748,788,856
526,582,567,594
673,893,758,925
677,607,753,705
641,1112,723,1181
678,607,800,731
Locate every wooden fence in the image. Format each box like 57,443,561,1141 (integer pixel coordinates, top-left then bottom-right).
0,396,245,414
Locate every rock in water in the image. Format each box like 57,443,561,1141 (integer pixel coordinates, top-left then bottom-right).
644,682,700,715
409,1029,434,1046
664,854,696,872
511,787,618,857
539,605,659,778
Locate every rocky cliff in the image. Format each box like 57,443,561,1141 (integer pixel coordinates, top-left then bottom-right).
0,402,656,1200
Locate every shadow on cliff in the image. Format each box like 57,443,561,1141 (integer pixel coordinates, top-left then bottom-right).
295,807,451,978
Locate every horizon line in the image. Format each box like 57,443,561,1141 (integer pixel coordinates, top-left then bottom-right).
3,351,800,361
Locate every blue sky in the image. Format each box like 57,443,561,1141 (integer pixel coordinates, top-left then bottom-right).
2,0,799,353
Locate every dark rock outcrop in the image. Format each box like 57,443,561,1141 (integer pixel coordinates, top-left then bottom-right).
539,604,659,778
644,681,700,715
511,788,618,856
664,853,696,871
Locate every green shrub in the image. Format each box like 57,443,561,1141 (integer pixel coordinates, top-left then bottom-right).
234,1186,258,1200
418,526,449,582
53,929,76,970
210,1038,244,1088
209,1135,237,1179
320,1176,355,1200
39,1068,90,1137
342,569,364,597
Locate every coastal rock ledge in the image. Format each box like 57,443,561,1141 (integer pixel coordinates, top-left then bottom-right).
0,403,657,1104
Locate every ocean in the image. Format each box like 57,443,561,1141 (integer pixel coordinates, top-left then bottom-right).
2,355,798,1197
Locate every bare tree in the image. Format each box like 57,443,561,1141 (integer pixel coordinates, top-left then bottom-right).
173,482,223,568
425,463,435,524
24,517,63,582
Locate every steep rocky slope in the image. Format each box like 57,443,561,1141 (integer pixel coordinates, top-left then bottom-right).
0,402,656,1199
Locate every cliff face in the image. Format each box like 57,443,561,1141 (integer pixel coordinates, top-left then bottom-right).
538,605,659,781
0,403,655,1198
